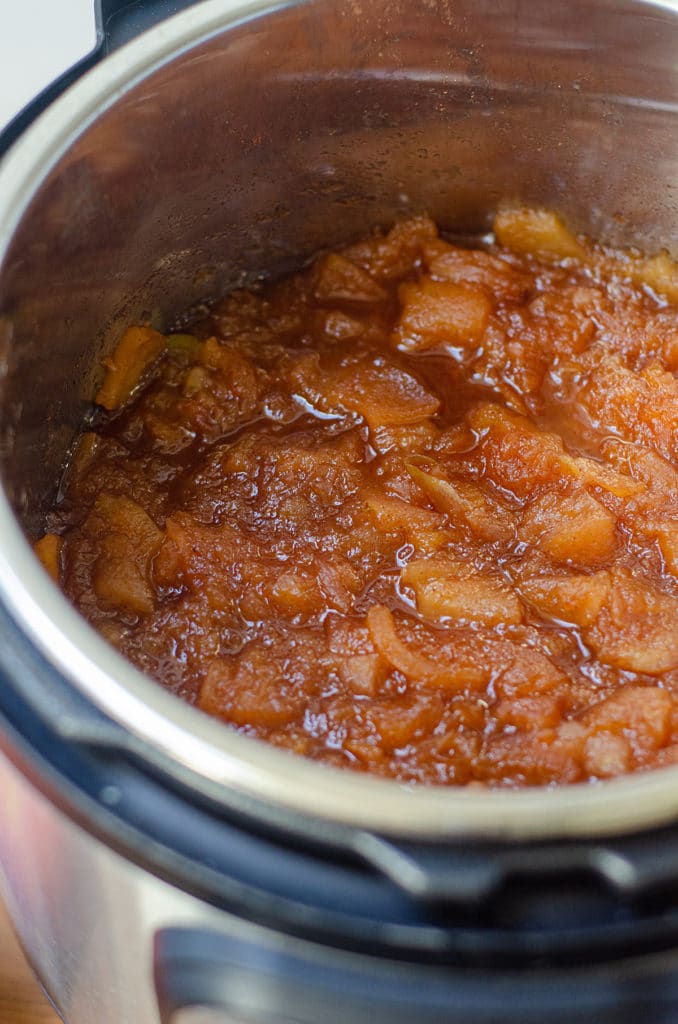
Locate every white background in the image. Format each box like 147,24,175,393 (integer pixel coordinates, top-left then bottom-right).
0,0,96,130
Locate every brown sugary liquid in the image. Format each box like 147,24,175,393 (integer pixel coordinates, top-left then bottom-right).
41,210,678,786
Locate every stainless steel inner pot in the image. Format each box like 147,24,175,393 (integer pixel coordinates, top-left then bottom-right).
1,0,678,842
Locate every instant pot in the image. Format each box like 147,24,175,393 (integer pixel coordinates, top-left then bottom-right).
3,0,678,1020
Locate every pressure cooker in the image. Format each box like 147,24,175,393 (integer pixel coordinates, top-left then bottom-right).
3,0,678,1021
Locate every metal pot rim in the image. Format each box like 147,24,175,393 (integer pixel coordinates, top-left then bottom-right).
2,0,678,844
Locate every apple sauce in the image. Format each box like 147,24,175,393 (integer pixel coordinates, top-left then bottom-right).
37,207,678,786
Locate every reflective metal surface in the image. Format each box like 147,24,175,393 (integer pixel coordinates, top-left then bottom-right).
2,0,678,840
171,1014,248,1024
172,1015,248,1024
0,745,291,1024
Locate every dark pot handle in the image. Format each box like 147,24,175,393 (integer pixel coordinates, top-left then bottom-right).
0,0,201,157
152,925,678,1024
153,926,376,1024
353,828,678,909
152,926,484,1024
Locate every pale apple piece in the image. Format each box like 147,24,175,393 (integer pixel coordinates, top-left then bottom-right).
406,462,511,541
366,604,485,690
578,354,678,465
343,215,438,282
365,694,444,751
587,570,678,675
584,686,672,753
91,493,162,615
630,249,678,303
364,491,444,534
199,335,258,383
601,438,678,498
338,653,388,697
324,360,440,429
493,205,586,261
583,732,632,778
200,646,299,727
395,277,491,351
370,420,438,455
425,242,531,301
96,325,166,410
34,533,62,583
269,572,322,616
69,431,100,479
467,402,642,498
520,490,616,565
654,524,678,575
563,455,646,498
402,556,522,626
313,252,387,303
520,571,612,627
494,695,563,731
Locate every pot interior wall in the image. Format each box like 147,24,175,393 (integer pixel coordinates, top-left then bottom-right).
1,0,678,533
